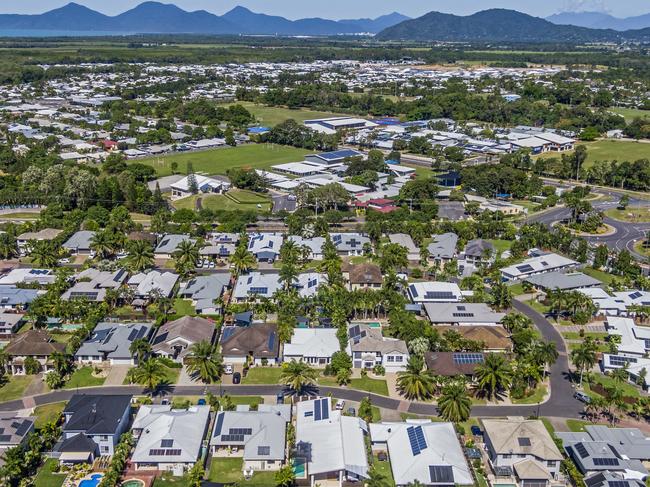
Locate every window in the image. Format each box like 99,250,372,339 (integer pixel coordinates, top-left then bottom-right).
547,461,556,468
503,454,511,459
354,352,361,359
101,446,109,453
100,435,109,441
395,356,403,362
387,356,395,362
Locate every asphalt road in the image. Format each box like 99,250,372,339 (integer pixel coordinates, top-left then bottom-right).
0,301,586,419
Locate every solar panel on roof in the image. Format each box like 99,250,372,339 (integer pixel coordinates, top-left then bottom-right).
136,327,148,339
593,458,619,466
424,291,455,300
609,481,629,487
429,465,454,483
414,425,427,451
213,412,225,436
161,439,174,447
0,435,11,443
321,398,329,420
452,353,484,365
630,291,643,299
314,398,321,421
407,426,421,456
13,421,30,437
127,329,138,341
149,449,165,456
165,449,181,456
516,264,535,273
410,286,419,298
518,437,531,447
575,443,589,458
258,446,270,455
268,331,276,350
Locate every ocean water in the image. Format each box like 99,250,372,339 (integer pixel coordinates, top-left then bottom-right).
0,30,134,37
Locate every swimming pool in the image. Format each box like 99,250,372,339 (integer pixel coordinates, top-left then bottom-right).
351,322,381,328
292,457,306,478
121,480,145,487
79,474,104,487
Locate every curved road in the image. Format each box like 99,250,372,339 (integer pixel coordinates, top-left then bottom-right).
0,303,585,419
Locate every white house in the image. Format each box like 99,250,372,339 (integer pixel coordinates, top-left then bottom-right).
283,328,343,366
501,252,579,281
349,323,409,372
407,282,464,304
170,175,229,200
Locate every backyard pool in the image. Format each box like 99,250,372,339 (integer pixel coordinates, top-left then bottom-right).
121,480,145,487
78,474,104,487
351,322,381,328
292,457,306,478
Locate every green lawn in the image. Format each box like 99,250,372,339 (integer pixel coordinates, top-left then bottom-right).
63,366,105,389
173,189,272,213
512,199,541,213
173,298,196,316
123,364,180,386
231,395,264,407
586,374,641,398
225,101,348,126
610,107,650,122
605,207,650,223
33,402,65,428
135,143,311,177
153,475,192,487
34,459,66,487
487,239,514,257
526,299,550,315
536,140,650,168
372,454,395,487
566,419,591,432
349,377,390,396
634,240,650,257
0,375,34,402
242,367,283,384
509,283,526,296
581,267,616,285
207,456,276,486
511,385,547,404
0,212,41,219
561,331,608,340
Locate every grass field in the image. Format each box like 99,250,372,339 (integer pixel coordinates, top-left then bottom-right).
582,267,617,285
173,298,197,316
604,207,650,223
610,107,650,122
634,240,650,257
224,101,348,126
535,140,650,168
34,459,66,487
33,402,65,428
0,375,33,402
135,143,311,177
173,189,272,212
63,366,106,389
207,456,276,485
242,367,283,385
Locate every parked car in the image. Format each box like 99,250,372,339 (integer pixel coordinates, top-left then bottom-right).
232,372,241,384
574,391,592,403
197,398,206,406
224,364,233,375
335,400,345,410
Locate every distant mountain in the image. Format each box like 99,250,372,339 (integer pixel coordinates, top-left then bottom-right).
376,8,624,42
0,1,407,35
546,11,650,31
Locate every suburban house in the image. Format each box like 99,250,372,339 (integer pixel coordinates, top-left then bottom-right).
128,270,179,300
62,230,96,255
0,268,56,286
58,394,132,463
408,282,464,304
288,236,325,260
389,233,420,261
209,405,291,473
0,286,39,311
178,273,231,314
369,420,473,487
295,396,369,486
4,330,66,374
247,233,283,263
482,418,563,486
0,313,25,334
579,289,650,317
0,413,35,459
424,352,485,377
305,149,364,168
293,272,327,298
423,303,506,326
170,175,229,200
16,228,62,256
232,272,281,303
524,271,602,292
62,268,129,302
427,233,458,267
151,316,215,363
349,323,409,372
462,239,495,266
131,404,210,476
501,253,579,281
220,323,279,365
330,233,370,256
75,322,153,365
605,316,650,357
154,234,196,258
283,328,343,366
345,263,383,291
435,326,513,352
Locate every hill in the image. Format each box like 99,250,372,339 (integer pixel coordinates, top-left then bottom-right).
546,11,650,31
376,8,623,42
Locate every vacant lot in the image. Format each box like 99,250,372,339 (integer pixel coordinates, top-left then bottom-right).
536,140,650,168
610,107,650,122
224,101,348,126
134,144,311,177
173,189,272,212
604,206,650,223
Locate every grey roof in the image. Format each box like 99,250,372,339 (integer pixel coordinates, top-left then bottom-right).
388,233,419,255
423,302,505,324
585,472,645,487
128,270,179,298
75,322,152,361
573,426,650,460
0,287,38,306
524,271,602,291
179,274,230,301
0,414,35,446
154,234,195,254
232,272,281,300
210,405,291,461
58,433,97,454
428,233,458,259
63,231,96,251
151,316,215,358
464,239,494,259
436,201,466,221
329,232,370,252
563,440,647,475
349,323,408,355
63,395,132,435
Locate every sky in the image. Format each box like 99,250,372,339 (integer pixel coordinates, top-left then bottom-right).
1,0,648,20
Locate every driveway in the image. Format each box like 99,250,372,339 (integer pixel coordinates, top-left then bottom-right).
104,365,131,386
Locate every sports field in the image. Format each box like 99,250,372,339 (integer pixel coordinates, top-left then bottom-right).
225,101,348,126
134,143,311,177
536,139,650,168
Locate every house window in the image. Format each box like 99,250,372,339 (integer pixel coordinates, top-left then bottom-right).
547,461,556,468
101,446,109,453
387,356,395,363
353,352,361,359
503,454,511,459
100,435,109,441
394,356,403,362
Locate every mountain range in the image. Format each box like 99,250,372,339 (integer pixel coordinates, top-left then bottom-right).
0,2,409,35
376,8,650,42
546,11,650,31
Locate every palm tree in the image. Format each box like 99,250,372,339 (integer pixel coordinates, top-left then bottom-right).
231,246,256,276
532,341,559,373
366,463,391,487
274,465,296,487
396,356,436,401
129,338,152,364
185,340,223,384
29,240,59,268
279,360,317,395
279,262,299,291
49,351,70,376
173,240,200,277
570,337,598,385
0,234,17,260
474,354,512,400
127,240,154,272
437,381,472,423
90,231,113,260
128,358,167,393
490,282,512,311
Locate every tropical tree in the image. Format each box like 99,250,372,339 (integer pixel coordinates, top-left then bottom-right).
90,231,113,260
408,337,430,357
230,245,256,275
279,262,299,291
570,337,598,385
437,381,472,423
366,463,391,487
129,338,152,364
187,461,205,487
532,341,559,373
0,234,17,260
396,356,436,401
274,465,296,487
29,241,60,268
279,360,317,395
490,282,512,311
474,354,512,400
127,240,154,272
49,351,71,376
184,340,223,384
127,358,167,392
173,240,201,277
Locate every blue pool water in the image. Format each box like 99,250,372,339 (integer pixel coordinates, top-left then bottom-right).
79,474,104,487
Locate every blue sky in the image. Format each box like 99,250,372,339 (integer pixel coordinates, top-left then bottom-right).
2,0,648,19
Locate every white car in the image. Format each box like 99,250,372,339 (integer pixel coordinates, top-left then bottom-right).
58,258,70,264
225,364,234,375
335,400,345,410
